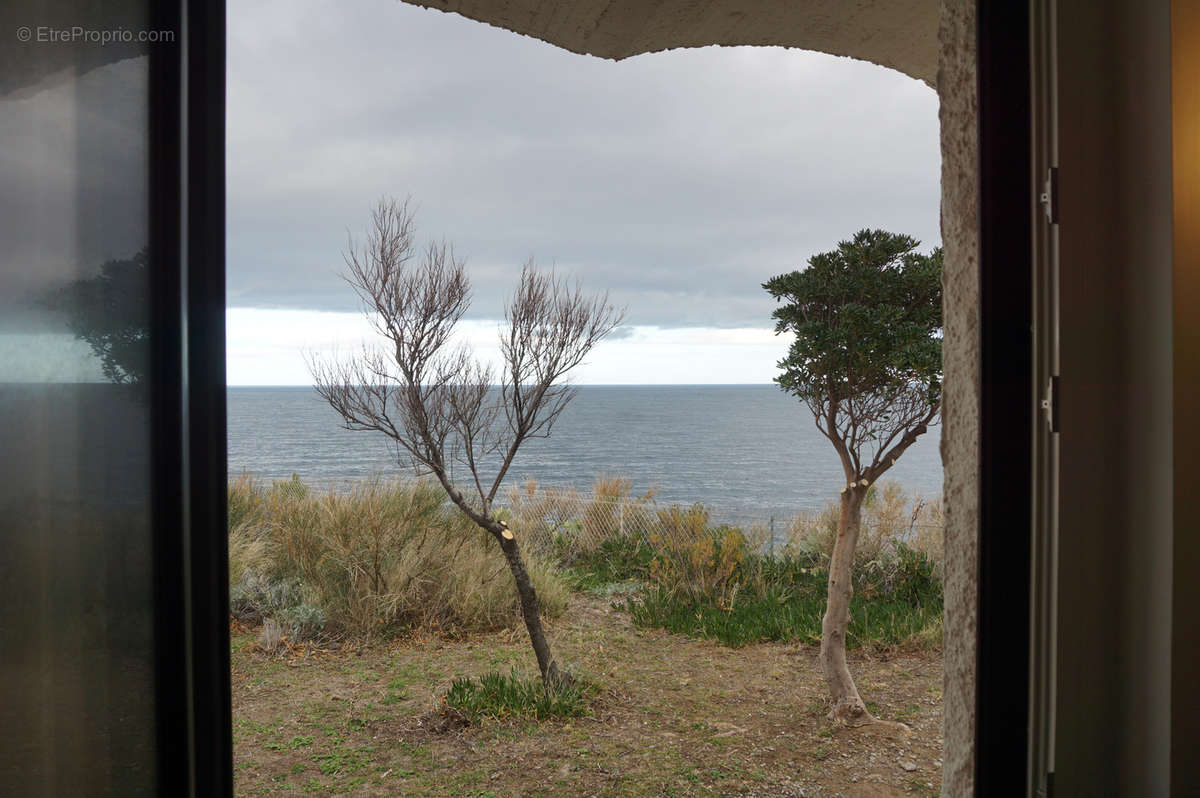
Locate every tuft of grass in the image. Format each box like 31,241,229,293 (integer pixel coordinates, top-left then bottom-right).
564,535,655,591
228,473,569,640
444,669,594,722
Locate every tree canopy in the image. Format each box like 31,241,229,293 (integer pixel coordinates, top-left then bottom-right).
763,229,943,481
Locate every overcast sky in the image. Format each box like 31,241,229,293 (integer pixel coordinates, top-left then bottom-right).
225,0,941,385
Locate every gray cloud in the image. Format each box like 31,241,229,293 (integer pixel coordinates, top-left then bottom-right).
227,0,941,327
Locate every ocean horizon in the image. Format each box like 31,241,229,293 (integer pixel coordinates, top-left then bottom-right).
227,384,944,525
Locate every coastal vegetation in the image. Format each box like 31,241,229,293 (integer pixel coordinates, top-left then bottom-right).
228,473,945,795
228,473,942,654
228,474,570,641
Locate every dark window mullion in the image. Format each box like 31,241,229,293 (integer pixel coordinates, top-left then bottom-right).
976,0,1035,794
148,1,231,794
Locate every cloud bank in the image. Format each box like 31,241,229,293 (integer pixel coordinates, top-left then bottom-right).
227,0,941,329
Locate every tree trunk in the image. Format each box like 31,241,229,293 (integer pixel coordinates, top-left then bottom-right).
434,478,569,689
497,535,570,689
819,486,872,723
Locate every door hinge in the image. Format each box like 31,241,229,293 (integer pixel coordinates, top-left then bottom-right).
1040,167,1059,224
1040,375,1060,433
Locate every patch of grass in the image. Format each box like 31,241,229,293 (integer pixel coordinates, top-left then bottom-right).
444,669,595,722
624,549,943,649
563,534,655,591
311,744,374,776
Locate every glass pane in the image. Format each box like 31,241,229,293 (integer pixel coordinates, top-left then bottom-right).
0,6,156,793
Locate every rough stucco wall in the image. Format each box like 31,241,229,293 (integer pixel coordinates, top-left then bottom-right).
408,0,938,86
935,1,977,796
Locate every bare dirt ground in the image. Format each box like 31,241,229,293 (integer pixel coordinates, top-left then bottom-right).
232,595,943,796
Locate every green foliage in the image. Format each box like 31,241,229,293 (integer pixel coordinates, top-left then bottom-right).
877,541,941,607
229,572,306,624
444,669,593,722
763,230,943,414
565,534,655,591
558,499,760,601
504,475,660,562
625,546,943,650
547,479,944,650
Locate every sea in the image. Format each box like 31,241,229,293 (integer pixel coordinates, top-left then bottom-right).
227,385,943,526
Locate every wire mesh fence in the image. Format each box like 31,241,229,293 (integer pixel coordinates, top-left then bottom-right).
495,477,944,569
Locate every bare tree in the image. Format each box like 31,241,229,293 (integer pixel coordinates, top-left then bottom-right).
310,197,623,688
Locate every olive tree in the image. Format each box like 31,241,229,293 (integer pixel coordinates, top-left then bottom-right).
310,197,623,688
763,229,942,723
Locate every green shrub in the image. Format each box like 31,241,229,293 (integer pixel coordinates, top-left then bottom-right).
854,541,941,608
280,603,327,641
625,585,824,648
503,475,658,561
228,571,305,624
444,669,593,722
647,505,748,605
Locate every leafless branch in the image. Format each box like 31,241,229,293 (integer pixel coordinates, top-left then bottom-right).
311,198,625,522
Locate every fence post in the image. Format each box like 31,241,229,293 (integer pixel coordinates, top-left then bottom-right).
769,515,775,558
619,500,625,537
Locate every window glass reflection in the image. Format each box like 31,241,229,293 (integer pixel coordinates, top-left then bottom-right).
0,11,156,794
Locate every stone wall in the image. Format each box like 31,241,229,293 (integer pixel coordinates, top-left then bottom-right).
935,1,977,795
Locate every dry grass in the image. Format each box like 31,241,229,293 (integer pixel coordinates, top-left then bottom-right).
231,594,944,797
503,475,660,559
228,475,946,795
228,474,569,639
785,480,944,578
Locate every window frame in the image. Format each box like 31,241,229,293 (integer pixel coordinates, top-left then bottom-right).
975,0,1034,794
149,1,232,794
158,2,1036,793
